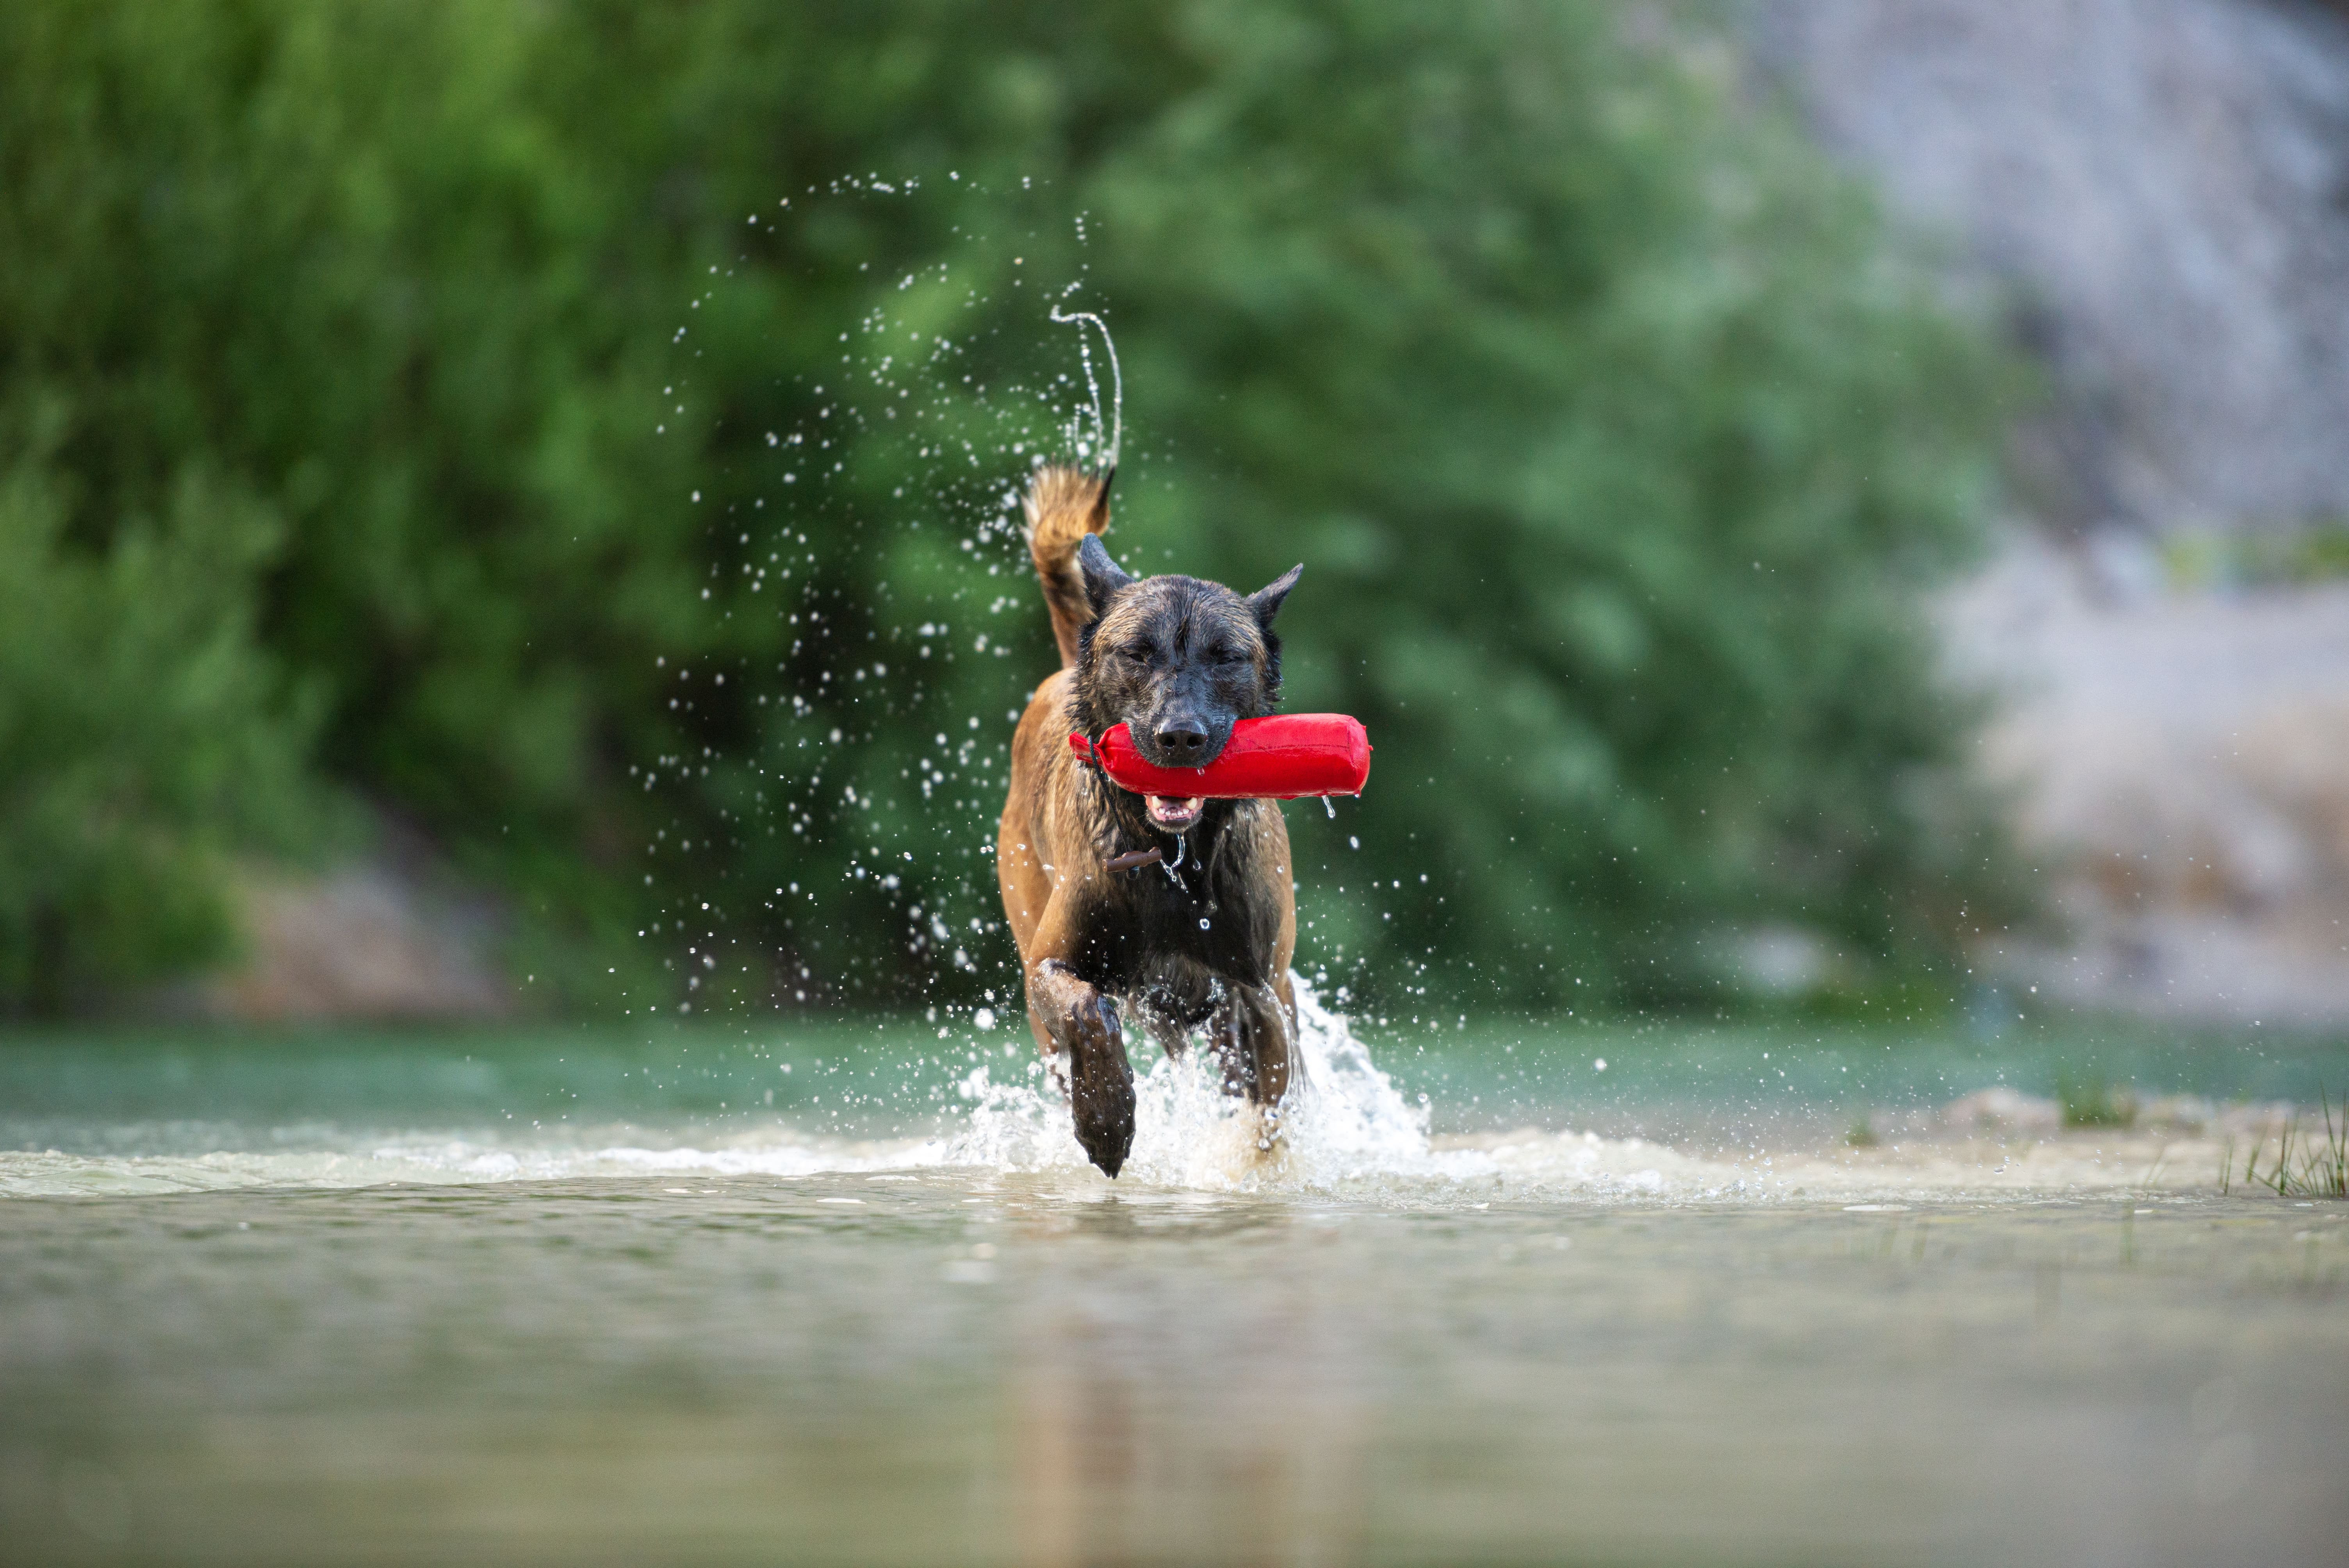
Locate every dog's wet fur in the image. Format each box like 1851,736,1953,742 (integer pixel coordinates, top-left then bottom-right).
996,465,1304,1176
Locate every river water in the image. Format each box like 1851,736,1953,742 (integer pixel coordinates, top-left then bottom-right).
4,994,2345,1565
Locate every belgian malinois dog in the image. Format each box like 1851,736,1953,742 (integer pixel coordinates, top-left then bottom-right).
996,465,1304,1177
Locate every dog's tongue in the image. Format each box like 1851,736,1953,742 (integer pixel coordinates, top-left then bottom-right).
1147,795,1204,828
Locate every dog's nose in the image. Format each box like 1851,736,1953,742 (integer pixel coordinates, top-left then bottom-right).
1154,724,1211,759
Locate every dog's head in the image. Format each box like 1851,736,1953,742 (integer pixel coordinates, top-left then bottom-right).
1071,534,1302,834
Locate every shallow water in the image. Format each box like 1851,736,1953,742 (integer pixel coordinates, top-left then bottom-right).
4,999,2345,1565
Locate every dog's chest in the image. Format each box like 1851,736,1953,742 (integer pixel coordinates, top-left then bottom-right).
1080,856,1272,982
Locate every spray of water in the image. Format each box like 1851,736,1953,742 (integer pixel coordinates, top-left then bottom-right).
1047,299,1123,470
944,972,1458,1192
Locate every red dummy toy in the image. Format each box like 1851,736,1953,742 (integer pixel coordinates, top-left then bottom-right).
1068,713,1370,801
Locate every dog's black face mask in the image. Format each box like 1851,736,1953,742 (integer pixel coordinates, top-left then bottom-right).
1071,535,1301,834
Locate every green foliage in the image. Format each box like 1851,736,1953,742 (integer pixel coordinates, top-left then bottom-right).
2054,1067,2133,1129
0,439,319,1011
1067,6,2020,1001
2161,520,2349,589
0,0,2022,1014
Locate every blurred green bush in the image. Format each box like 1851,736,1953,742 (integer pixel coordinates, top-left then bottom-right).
0,0,2020,1016
0,445,321,1010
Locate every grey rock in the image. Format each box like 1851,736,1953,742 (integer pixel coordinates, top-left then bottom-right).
1752,0,2349,536
196,864,513,1023
1942,1085,2065,1132
1945,539,2349,1022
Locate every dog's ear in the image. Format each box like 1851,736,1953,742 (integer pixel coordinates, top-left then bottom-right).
1078,533,1133,616
1248,564,1303,630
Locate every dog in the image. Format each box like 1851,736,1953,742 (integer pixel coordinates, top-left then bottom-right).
995,465,1305,1177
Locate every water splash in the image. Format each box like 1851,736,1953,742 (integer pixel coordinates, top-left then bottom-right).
939,974,1479,1193
1047,299,1122,469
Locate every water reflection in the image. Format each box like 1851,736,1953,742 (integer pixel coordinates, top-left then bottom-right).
0,1176,2343,1565
1014,1201,1369,1568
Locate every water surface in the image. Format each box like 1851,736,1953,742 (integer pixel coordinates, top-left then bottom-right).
4,1000,2344,1565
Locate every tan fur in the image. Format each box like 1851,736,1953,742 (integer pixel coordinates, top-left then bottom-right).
1022,465,1112,669
998,465,1300,1178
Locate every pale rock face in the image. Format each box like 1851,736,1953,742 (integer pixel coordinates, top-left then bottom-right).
1943,538,2349,1023
201,864,512,1023
1754,1,2349,1019
1754,0,2349,535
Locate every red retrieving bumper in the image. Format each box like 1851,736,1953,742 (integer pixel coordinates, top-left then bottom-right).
1069,715,1371,800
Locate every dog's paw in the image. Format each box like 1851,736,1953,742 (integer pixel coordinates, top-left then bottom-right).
1063,997,1135,1178
1072,1077,1135,1178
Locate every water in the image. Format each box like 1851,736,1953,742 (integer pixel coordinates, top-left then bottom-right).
4,996,2346,1565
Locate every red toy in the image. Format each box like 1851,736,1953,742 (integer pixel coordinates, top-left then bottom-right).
1069,714,1371,800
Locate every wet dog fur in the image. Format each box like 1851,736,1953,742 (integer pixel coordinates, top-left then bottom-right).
996,465,1303,1176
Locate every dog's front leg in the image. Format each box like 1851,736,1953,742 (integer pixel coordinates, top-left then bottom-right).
1023,904,1135,1177
1209,980,1295,1107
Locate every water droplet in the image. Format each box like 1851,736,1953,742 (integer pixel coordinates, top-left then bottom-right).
1199,918,1211,930
1322,798,1337,819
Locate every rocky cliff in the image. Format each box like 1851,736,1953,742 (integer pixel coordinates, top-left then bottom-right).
1755,0,2349,538
1758,0,2349,1021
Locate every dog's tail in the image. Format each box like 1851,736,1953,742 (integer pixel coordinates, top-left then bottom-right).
1023,464,1112,669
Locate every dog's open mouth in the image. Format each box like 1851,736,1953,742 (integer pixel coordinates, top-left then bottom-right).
1146,795,1205,831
